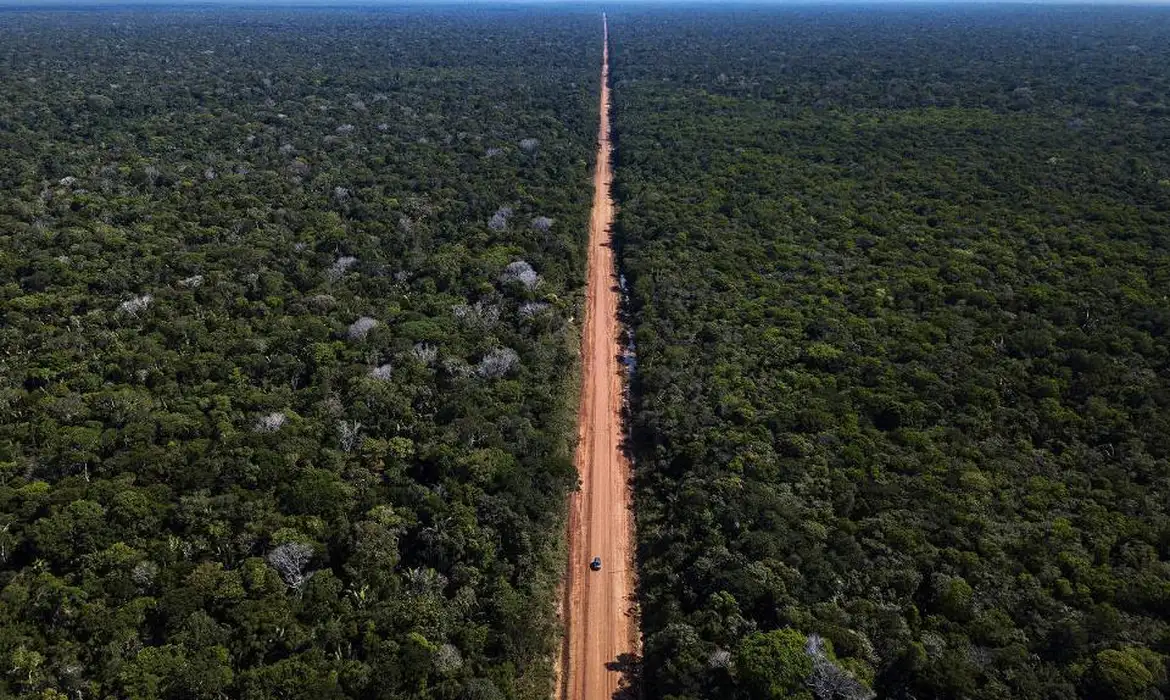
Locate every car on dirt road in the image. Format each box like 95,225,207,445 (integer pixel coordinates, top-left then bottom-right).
590,556,602,571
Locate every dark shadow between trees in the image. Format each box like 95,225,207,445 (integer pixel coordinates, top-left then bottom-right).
606,652,643,700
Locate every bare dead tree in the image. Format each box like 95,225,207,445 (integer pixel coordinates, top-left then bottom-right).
805,634,875,700
266,542,315,589
476,348,520,379
411,343,438,365
326,255,358,282
488,206,512,231
118,294,153,315
338,420,363,452
347,316,378,341
499,260,538,289
254,412,287,433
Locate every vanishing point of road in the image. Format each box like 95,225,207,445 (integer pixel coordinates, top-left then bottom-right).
560,12,638,700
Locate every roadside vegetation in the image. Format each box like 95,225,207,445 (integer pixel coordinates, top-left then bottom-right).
611,6,1170,699
0,7,597,698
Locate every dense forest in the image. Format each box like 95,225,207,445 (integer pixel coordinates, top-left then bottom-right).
7,5,1170,700
0,7,598,698
610,6,1170,700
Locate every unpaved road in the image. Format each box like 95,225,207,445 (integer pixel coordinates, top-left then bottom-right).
561,13,638,700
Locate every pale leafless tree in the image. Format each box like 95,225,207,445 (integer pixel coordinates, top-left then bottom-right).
267,542,315,589
119,294,153,315
411,343,438,365
338,420,363,452
488,206,512,232
499,260,538,289
452,302,500,329
326,255,358,281
347,316,378,341
805,634,875,700
476,348,520,379
255,412,287,433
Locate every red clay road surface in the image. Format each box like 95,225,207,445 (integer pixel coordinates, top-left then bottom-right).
560,13,638,700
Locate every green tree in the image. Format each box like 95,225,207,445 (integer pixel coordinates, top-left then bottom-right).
734,629,814,700
1084,647,1165,700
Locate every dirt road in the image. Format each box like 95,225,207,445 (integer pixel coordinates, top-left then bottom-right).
560,13,638,700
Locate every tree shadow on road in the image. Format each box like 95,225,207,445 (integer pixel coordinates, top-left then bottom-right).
606,652,642,700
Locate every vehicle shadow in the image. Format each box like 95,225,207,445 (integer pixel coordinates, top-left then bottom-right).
605,652,642,700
